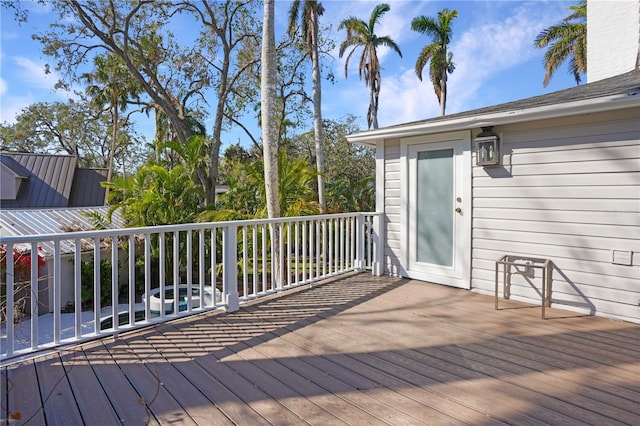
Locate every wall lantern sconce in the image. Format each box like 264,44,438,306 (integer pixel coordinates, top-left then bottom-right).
475,126,501,167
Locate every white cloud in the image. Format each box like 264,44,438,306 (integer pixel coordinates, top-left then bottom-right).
378,68,440,127
0,78,6,95
345,1,573,126
0,94,34,124
12,56,58,90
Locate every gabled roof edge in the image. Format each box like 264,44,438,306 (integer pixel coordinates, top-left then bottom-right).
347,91,640,146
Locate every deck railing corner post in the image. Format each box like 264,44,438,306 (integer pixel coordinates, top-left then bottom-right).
223,224,239,312
355,214,366,272
372,213,384,276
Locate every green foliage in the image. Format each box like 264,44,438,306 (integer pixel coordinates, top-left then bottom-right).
203,149,319,220
0,100,143,170
411,8,458,115
534,0,587,87
79,258,113,309
104,160,203,227
338,3,402,129
80,211,111,230
289,116,375,212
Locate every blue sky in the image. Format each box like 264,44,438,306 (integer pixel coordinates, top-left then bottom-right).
1,0,578,150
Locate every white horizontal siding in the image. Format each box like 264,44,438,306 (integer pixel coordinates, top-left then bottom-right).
471,109,640,322
383,139,403,275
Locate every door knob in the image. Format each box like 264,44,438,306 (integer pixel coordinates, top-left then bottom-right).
455,207,462,213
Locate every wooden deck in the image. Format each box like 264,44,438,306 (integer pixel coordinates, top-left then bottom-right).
2,273,639,425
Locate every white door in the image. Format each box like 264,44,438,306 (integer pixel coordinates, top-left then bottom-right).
402,133,471,289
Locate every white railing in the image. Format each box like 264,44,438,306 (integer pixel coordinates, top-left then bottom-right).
0,212,383,364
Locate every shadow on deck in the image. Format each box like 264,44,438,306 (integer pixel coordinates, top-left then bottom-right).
3,273,639,425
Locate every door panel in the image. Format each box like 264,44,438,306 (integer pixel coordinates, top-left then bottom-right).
416,149,454,266
405,136,470,289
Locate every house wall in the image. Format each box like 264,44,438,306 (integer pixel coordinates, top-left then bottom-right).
471,108,640,322
379,107,639,323
587,0,640,82
380,138,405,277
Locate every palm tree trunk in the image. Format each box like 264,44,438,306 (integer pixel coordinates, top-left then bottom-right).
261,0,279,220
262,0,280,287
310,8,326,212
105,102,118,203
439,71,447,116
369,87,379,129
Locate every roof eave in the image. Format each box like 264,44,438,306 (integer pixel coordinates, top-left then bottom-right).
347,92,640,146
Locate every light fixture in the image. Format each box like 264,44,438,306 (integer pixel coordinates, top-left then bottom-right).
475,126,500,167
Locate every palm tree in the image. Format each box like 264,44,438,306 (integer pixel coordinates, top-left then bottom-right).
338,3,402,129
262,0,279,220
83,53,141,201
411,8,458,116
534,0,587,87
288,0,327,213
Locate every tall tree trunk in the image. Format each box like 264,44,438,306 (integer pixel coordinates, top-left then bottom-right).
105,102,118,203
310,8,326,212
262,0,279,219
369,79,379,129
262,0,280,287
440,70,447,116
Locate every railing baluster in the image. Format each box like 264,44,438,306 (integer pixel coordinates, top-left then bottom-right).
302,221,307,283
111,236,119,332
270,223,275,292
159,232,166,320
173,231,180,316
30,242,39,350
286,222,292,287
199,229,205,310
74,239,82,338
93,237,101,335
211,228,217,306
314,220,322,280
53,241,61,344
186,230,193,313
223,224,239,312
5,243,14,356
278,223,284,290
262,224,267,294
145,233,152,322
242,226,248,300
294,221,299,284
128,235,135,327
351,217,356,271
308,219,314,283
367,216,373,269
328,219,333,276
252,226,257,297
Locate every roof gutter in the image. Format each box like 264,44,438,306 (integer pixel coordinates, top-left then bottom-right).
347,92,640,146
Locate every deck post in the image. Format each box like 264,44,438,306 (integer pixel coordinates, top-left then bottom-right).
372,213,384,276
354,215,366,271
223,224,239,312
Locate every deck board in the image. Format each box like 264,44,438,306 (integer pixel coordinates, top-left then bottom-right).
5,361,45,425
2,273,639,425
35,354,84,425
62,350,122,425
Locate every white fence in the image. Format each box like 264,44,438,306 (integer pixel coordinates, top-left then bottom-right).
0,213,383,364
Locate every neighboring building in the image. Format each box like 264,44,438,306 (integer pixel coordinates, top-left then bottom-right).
0,152,108,208
0,153,117,314
0,206,126,314
347,2,639,323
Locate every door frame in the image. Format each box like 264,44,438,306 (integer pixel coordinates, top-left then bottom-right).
400,130,472,289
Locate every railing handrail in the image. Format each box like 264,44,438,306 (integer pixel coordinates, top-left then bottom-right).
0,211,379,244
